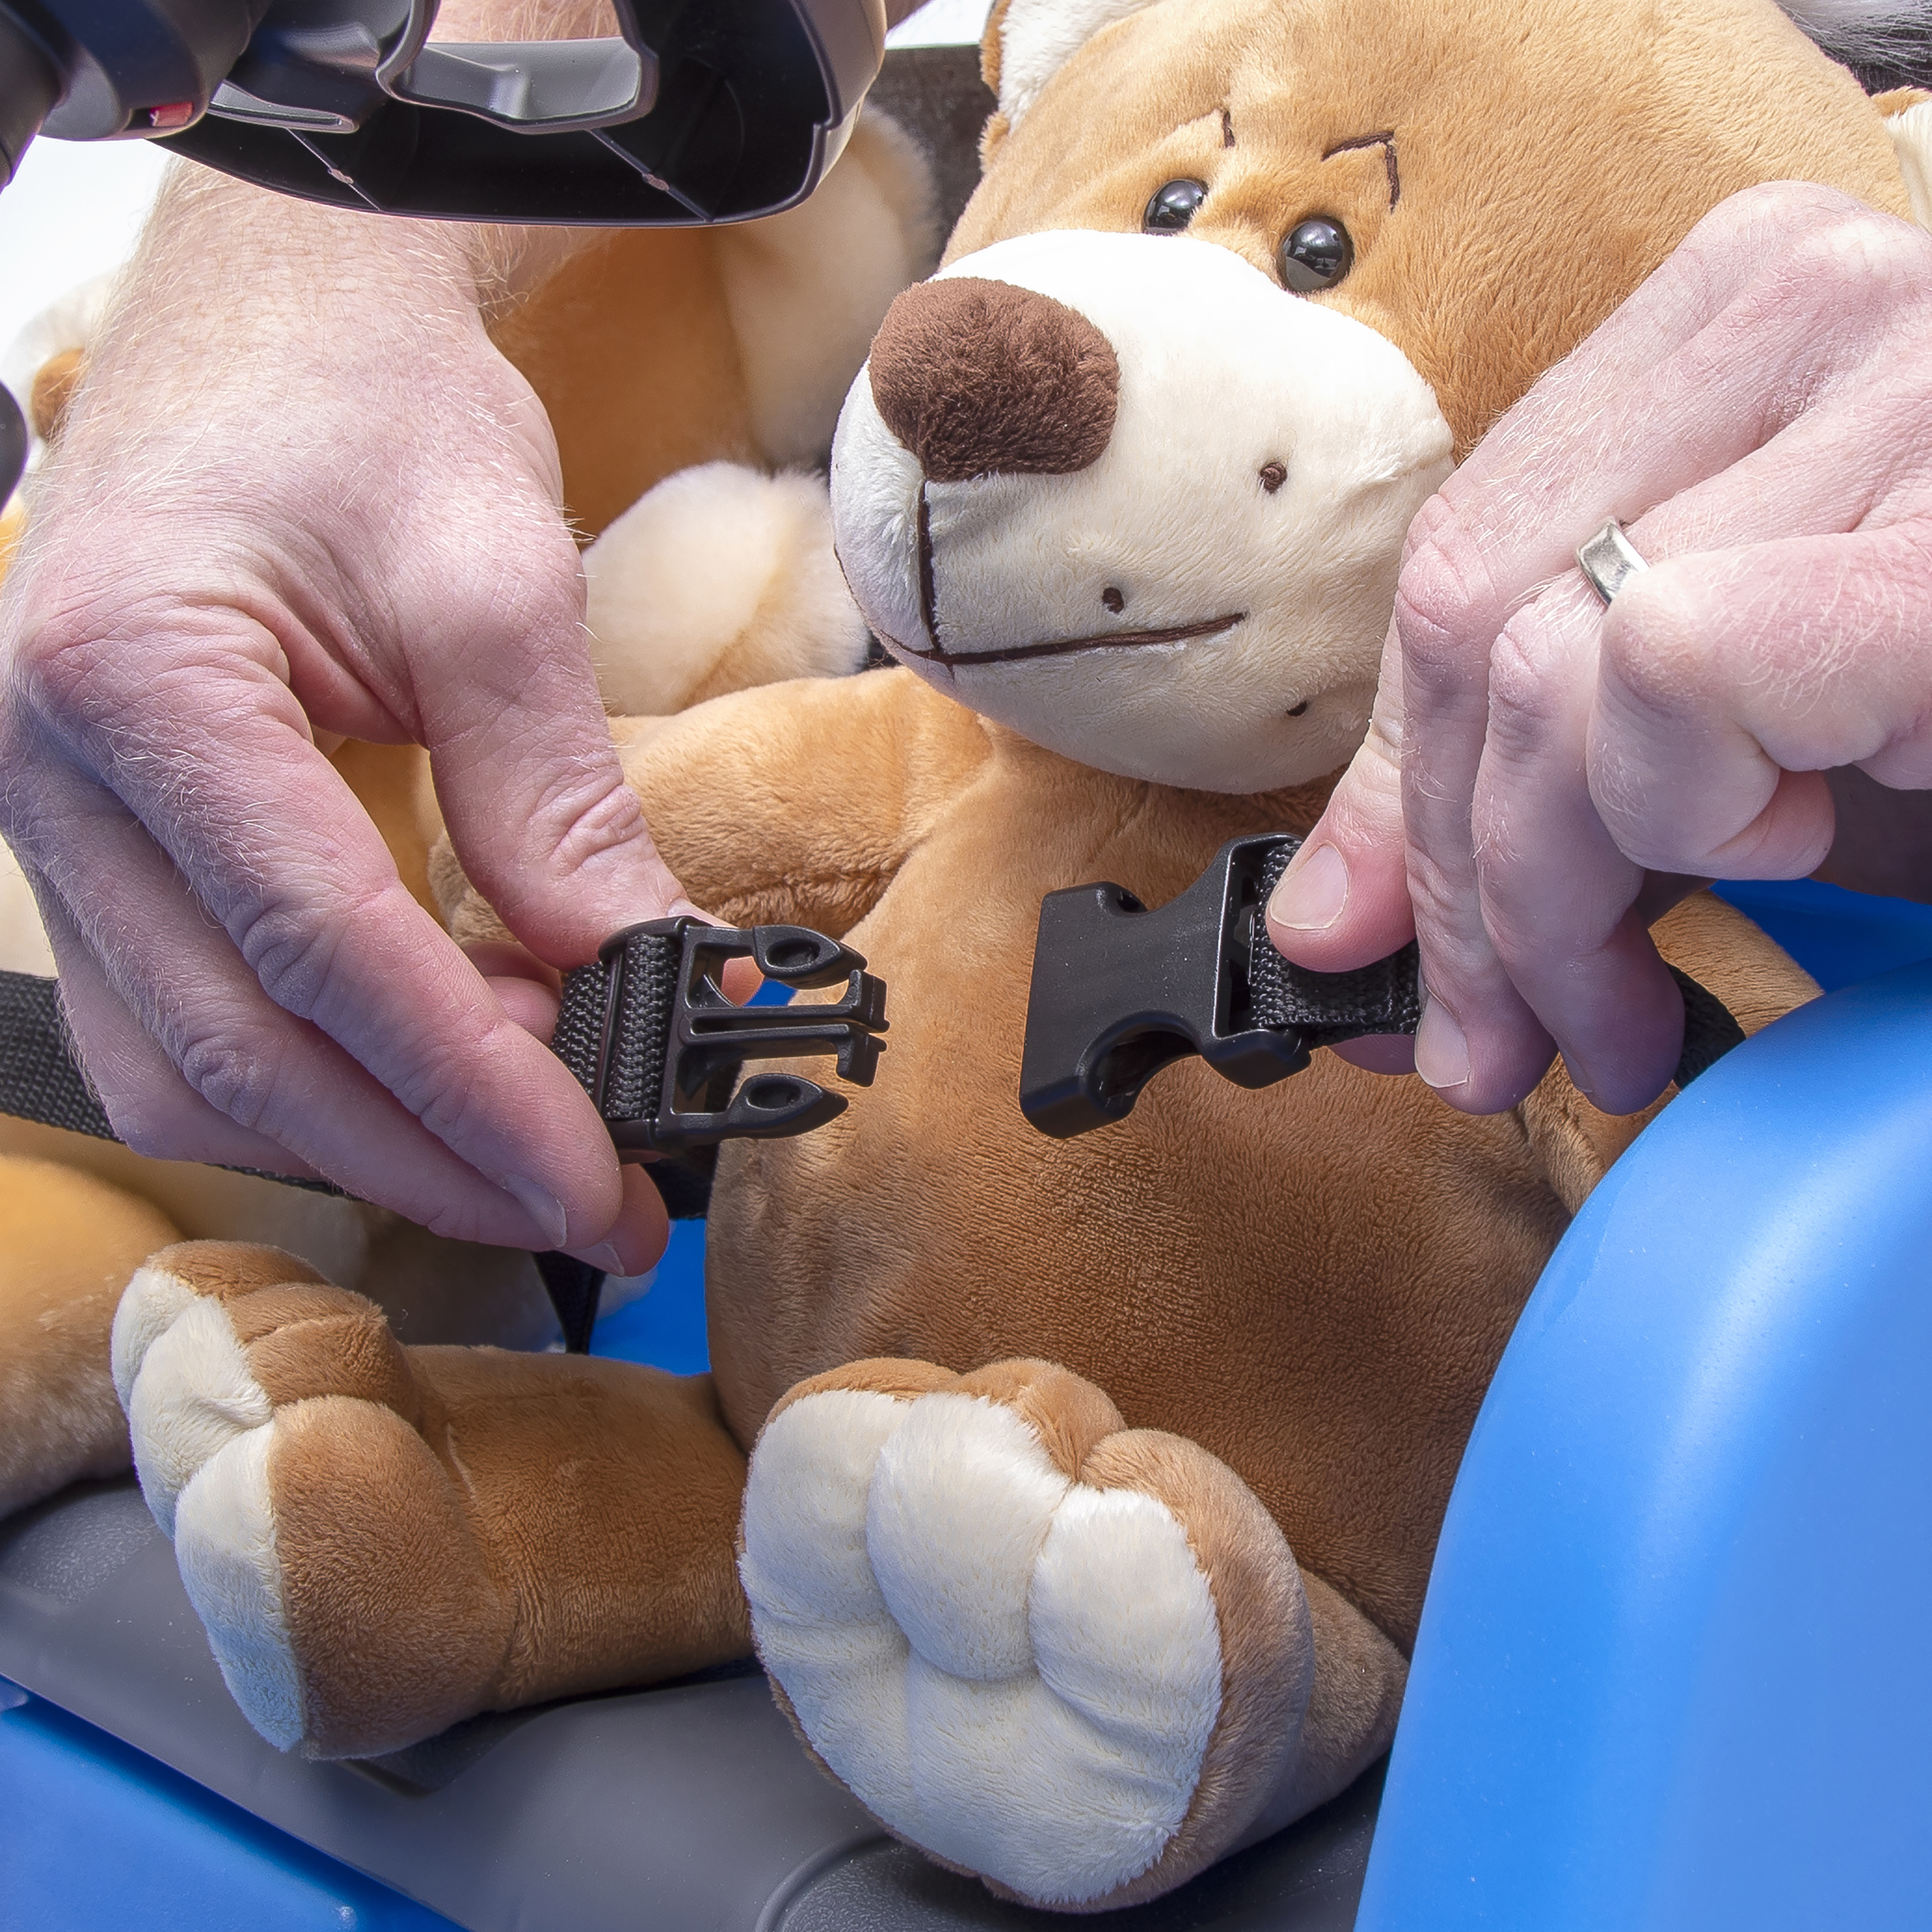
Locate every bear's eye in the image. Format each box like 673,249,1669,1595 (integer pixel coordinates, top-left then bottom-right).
1144,179,1207,232
1280,217,1354,292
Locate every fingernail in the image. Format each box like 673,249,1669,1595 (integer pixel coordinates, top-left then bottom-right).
502,1173,570,1250
1559,1054,1597,1105
1414,1000,1470,1090
580,1243,627,1276
1269,843,1349,931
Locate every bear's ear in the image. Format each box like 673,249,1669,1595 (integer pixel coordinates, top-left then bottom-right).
980,0,1156,136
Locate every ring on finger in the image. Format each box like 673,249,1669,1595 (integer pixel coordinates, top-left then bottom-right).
1577,519,1649,606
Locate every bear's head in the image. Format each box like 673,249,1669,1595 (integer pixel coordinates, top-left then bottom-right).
830,0,1922,793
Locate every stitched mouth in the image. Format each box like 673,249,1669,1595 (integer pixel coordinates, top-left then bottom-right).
891,613,1246,668
903,480,1243,667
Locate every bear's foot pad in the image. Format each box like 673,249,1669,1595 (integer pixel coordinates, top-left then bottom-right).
741,1358,1315,1912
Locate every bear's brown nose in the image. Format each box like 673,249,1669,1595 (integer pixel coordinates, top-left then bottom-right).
867,277,1120,484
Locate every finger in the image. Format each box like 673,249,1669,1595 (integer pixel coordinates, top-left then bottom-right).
1395,549,1560,1111
463,940,563,1041
1451,366,1932,1110
1593,522,1932,874
1464,575,1685,1112
1329,1036,1418,1076
570,1164,670,1277
1406,185,1923,641
407,531,703,968
32,883,328,1183
6,736,624,1248
1387,191,1926,1110
1578,354,1932,878
43,833,666,1273
1266,619,1416,969
1270,615,1555,1105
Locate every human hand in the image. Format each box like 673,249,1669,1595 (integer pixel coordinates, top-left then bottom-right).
1265,181,1932,1115
0,168,698,1270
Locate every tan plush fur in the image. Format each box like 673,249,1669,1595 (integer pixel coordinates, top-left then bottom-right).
492,107,940,538
602,667,1814,1659
123,1249,751,1758
98,0,1917,1909
960,0,1909,457
0,1159,179,1517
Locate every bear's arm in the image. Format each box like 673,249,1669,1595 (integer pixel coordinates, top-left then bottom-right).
612,667,993,935
436,668,990,946
1517,891,1818,1213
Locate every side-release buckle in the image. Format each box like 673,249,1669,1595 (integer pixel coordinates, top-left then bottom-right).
1020,832,1745,1140
552,917,887,1155
1020,835,1418,1137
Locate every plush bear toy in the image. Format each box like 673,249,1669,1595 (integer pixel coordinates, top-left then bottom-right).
102,0,1929,1915
0,105,941,1521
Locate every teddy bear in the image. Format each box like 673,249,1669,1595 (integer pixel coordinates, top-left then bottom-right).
95,0,1930,1914
0,99,944,1522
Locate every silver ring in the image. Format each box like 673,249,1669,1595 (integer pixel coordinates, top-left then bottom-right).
1577,519,1648,606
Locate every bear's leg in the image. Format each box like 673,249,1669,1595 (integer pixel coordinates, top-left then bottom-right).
0,1155,179,1519
739,1357,1406,1914
115,1241,751,1759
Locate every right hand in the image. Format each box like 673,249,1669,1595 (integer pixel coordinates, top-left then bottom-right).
0,167,691,1272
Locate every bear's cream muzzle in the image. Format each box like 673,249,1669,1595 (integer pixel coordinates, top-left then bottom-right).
830,229,1455,794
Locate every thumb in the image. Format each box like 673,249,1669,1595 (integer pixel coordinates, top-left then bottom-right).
1266,629,1418,972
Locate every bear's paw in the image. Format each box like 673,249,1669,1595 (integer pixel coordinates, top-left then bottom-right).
740,1357,1315,1911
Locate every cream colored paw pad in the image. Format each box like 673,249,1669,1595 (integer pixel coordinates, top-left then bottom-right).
741,1385,1223,1907
110,1260,201,1415
114,1267,304,1749
123,1293,273,1537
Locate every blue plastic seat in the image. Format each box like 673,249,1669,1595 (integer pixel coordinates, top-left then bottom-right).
1358,886,1932,1929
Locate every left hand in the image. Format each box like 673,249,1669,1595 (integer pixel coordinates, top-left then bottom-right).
1265,181,1932,1115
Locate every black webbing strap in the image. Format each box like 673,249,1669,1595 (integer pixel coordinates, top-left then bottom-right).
0,969,115,1141
551,928,682,1132
1245,841,1743,1088
0,965,608,1340
1249,844,1423,1048
1669,963,1748,1087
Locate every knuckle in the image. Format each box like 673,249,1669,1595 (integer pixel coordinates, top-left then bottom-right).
545,773,647,875
1483,617,1564,740
233,879,396,1020
412,1063,492,1149
1395,528,1496,697
485,766,649,922
174,1023,286,1134
1402,839,1479,948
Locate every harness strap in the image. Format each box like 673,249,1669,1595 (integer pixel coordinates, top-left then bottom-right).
0,914,888,1354
1245,840,1743,1082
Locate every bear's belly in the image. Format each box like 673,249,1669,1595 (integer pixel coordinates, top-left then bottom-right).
702,835,1566,1652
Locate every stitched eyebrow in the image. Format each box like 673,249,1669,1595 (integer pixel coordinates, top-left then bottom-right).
1321,129,1399,209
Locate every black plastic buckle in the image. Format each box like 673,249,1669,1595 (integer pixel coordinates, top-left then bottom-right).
559,917,886,1156
1018,835,1420,1138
